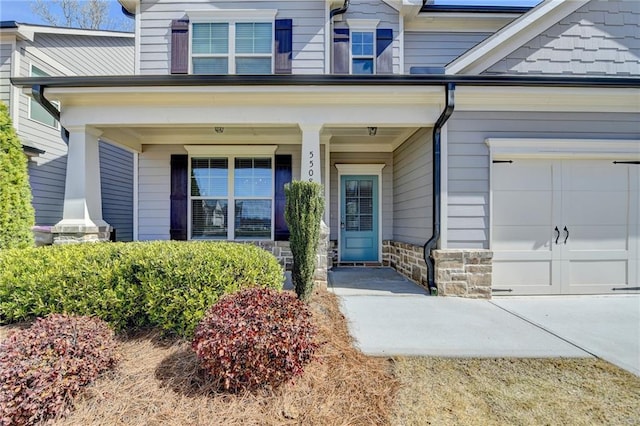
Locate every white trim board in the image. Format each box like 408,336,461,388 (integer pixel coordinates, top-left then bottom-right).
486,138,640,160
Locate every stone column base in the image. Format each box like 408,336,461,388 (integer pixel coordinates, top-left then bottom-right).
52,224,113,244
433,249,493,299
313,220,330,291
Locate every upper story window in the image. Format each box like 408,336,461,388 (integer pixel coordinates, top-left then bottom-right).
192,21,273,74
332,19,393,75
351,31,375,74
29,65,59,128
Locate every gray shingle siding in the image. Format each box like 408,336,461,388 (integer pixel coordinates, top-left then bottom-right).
446,111,640,249
485,0,640,76
0,43,12,106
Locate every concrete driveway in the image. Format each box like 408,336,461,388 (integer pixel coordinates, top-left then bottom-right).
329,267,640,376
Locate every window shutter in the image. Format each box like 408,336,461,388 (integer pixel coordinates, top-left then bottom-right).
171,19,189,74
333,28,350,74
170,155,188,240
274,155,292,240
274,19,293,74
376,28,393,75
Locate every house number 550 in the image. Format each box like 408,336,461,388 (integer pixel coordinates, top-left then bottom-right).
308,150,314,181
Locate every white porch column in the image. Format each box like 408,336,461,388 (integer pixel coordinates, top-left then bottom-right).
300,124,323,184
52,125,112,243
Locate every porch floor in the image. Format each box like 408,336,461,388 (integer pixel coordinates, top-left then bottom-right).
328,267,429,296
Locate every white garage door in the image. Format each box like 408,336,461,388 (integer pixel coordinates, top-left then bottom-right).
492,159,639,295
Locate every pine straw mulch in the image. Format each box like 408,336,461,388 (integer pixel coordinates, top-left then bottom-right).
50,288,398,426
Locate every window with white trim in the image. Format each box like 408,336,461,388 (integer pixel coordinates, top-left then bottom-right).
29,65,59,128
351,31,374,74
191,21,273,74
190,155,274,239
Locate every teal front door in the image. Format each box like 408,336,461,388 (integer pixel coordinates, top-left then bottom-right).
340,175,379,262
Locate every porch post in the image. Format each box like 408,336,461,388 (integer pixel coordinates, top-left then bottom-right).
52,125,112,243
300,124,322,184
299,124,328,288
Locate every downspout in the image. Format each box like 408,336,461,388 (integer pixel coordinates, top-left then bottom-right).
32,84,69,143
330,0,350,18
424,83,455,295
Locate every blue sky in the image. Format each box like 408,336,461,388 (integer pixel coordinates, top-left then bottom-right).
1,0,130,28
1,0,541,29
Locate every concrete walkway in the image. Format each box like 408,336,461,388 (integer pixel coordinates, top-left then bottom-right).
329,267,640,376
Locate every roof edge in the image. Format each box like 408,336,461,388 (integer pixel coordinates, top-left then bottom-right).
10,74,640,89
2,22,133,38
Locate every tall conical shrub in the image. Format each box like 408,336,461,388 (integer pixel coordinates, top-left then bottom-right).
0,102,35,249
284,181,324,302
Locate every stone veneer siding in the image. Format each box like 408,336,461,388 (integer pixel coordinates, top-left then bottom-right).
433,249,493,299
382,240,429,289
52,224,113,244
382,241,493,299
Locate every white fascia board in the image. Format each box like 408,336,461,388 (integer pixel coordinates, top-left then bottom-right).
446,0,589,75
15,23,133,39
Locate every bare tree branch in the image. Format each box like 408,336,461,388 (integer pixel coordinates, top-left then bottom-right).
30,0,133,31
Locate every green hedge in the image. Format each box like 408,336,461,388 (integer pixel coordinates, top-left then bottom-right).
0,241,284,337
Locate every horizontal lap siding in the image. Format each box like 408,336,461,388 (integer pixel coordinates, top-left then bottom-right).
330,152,393,241
405,32,490,71
139,0,326,74
392,128,432,245
34,34,133,75
486,0,640,76
138,145,180,240
100,142,134,241
0,43,12,106
446,111,640,249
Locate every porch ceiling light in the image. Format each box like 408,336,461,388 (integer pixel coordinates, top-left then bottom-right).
367,126,377,136
214,127,224,134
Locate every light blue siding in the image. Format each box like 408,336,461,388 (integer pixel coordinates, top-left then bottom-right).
405,32,490,71
100,142,134,241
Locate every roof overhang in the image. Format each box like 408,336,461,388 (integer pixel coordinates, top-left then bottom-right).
118,0,139,15
0,22,132,42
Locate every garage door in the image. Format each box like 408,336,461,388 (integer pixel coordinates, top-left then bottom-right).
492,159,639,295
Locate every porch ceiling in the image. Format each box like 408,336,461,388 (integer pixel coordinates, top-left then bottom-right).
98,124,421,153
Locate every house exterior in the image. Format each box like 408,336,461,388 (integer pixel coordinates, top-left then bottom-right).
11,0,639,297
0,21,135,241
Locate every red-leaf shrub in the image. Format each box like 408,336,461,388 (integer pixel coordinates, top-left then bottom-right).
0,315,119,425
192,288,318,392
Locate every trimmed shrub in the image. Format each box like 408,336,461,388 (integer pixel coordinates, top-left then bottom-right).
192,288,318,392
0,102,35,250
284,181,324,302
0,241,284,337
0,314,119,425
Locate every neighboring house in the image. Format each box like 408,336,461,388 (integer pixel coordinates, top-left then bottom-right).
0,21,135,241
11,0,639,297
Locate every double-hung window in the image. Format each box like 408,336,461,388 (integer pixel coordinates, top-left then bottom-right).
189,148,275,240
351,31,374,75
190,10,276,75
29,65,59,128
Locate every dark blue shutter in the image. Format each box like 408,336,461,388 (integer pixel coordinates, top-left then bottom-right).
333,28,350,74
275,19,293,74
376,28,393,75
274,155,292,240
170,155,188,240
171,19,189,74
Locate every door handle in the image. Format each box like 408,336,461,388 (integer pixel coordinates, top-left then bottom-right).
563,226,569,244
341,221,345,229
554,226,560,245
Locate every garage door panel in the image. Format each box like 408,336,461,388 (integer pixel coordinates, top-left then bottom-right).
563,162,628,191
564,191,628,226
493,260,553,288
493,191,553,226
568,260,628,287
493,226,551,251
567,226,629,251
493,162,552,191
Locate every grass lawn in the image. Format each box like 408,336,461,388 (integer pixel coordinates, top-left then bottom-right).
1,290,639,425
